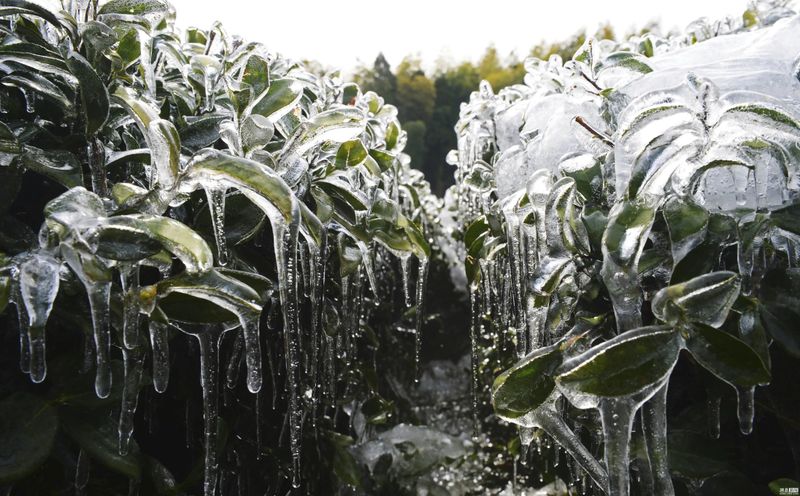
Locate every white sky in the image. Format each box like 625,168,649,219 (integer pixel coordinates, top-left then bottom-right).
173,0,743,72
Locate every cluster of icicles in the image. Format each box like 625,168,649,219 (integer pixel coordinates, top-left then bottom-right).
444,3,800,496
10,196,430,494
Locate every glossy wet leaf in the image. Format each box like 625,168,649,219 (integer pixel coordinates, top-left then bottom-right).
247,78,302,123
0,392,58,483
66,52,109,136
182,149,295,221
18,147,83,188
150,269,262,325
686,323,770,387
556,326,679,398
652,272,740,327
96,214,213,271
492,345,562,418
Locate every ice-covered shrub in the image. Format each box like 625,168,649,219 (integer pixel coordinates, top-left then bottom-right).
447,2,800,494
0,0,437,493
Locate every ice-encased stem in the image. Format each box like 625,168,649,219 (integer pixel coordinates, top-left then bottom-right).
119,344,144,456
641,384,674,496
121,265,141,349
599,398,637,496
88,282,112,398
149,321,170,393
197,331,220,496
205,188,229,266
536,406,609,492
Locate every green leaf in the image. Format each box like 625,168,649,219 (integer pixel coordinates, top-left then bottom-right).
182,149,296,222
724,104,800,132
0,43,73,80
0,392,58,484
98,0,169,16
652,271,740,327
759,268,800,357
150,269,262,325
147,119,180,189
66,52,110,136
686,323,770,387
288,107,366,156
492,344,562,418
324,431,361,487
771,203,800,236
602,198,656,266
335,139,368,169
179,115,225,151
668,429,733,479
247,78,302,123
0,0,62,27
663,196,708,265
1,72,73,113
241,54,270,101
556,326,679,398
596,51,653,74
97,214,213,271
18,146,83,188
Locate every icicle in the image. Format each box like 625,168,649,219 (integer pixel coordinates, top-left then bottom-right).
240,314,263,394
414,257,429,382
356,241,378,298
299,242,311,298
205,189,229,266
641,385,674,496
118,345,144,456
74,448,89,496
736,386,755,435
197,331,220,496
273,216,302,484
225,331,244,389
399,255,412,307
598,399,637,496
149,321,170,393
18,255,60,383
469,286,480,433
89,282,112,398
13,284,31,374
120,265,141,349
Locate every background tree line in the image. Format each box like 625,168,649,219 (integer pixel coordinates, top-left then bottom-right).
352,23,629,195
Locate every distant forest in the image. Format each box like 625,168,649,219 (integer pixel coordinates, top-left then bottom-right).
350,23,642,195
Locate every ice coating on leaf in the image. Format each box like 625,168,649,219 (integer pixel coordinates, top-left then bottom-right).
18,253,60,383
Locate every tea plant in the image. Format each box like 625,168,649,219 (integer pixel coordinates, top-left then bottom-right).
446,2,800,494
0,0,439,493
